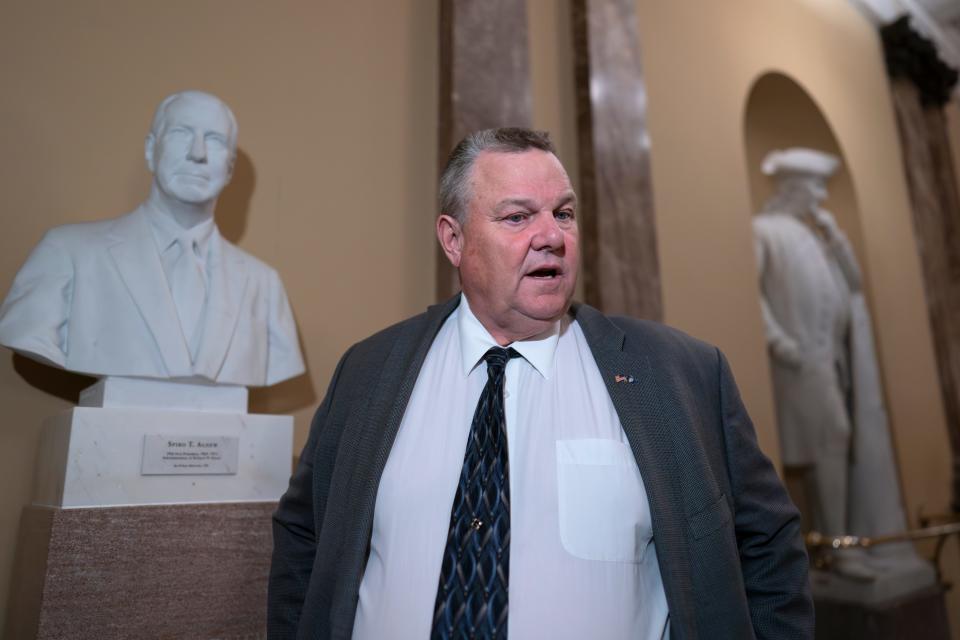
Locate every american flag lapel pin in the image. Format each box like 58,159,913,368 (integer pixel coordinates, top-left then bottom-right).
615,374,636,384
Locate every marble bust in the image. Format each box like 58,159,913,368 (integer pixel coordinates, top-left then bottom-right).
0,91,305,387
753,148,926,584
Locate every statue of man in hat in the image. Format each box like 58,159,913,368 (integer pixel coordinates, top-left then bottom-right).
754,148,927,584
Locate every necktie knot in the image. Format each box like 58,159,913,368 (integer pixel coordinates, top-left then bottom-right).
176,234,202,260
483,346,520,377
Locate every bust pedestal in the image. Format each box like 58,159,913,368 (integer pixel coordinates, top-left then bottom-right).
5,378,294,639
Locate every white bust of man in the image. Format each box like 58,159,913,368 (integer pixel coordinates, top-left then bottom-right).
0,90,305,387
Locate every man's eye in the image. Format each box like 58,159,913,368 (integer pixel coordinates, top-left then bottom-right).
555,210,574,221
505,213,526,224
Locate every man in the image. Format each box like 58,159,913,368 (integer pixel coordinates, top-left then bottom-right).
269,128,812,639
0,91,304,386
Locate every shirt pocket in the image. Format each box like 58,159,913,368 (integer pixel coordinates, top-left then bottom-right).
555,439,652,563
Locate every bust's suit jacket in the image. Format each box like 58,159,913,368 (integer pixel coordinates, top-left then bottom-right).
0,207,304,386
269,295,813,639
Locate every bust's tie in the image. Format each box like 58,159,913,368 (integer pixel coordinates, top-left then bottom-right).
170,234,207,359
432,346,520,640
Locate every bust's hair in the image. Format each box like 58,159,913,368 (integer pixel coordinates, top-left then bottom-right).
439,128,556,224
149,90,239,154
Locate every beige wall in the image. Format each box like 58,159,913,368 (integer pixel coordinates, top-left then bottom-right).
0,0,439,628
1,0,957,632
634,0,957,627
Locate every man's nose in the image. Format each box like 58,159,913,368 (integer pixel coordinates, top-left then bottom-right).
531,213,564,251
187,133,207,162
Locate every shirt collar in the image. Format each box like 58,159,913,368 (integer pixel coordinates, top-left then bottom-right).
144,205,216,263
457,293,561,380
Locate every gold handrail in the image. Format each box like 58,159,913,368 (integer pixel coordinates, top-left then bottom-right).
805,518,960,582
805,522,960,550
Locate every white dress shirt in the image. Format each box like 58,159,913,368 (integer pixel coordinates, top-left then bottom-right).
352,295,669,639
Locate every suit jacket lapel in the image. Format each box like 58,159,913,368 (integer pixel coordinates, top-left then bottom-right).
328,294,462,638
192,231,248,380
107,209,193,377
574,304,696,639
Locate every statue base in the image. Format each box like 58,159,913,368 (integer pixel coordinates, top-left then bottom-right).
5,389,295,638
810,551,936,604
34,406,292,507
4,502,275,639
814,583,950,640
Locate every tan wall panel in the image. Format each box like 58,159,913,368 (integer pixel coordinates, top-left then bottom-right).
0,0,438,628
635,0,956,627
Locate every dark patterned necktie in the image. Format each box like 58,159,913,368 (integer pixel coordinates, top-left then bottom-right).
432,346,520,640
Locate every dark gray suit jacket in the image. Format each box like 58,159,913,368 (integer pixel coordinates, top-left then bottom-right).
268,296,814,639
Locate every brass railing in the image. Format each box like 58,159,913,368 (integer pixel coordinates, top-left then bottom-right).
805,513,960,581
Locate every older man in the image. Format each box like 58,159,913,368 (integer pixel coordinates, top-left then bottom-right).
0,90,304,386
269,128,812,639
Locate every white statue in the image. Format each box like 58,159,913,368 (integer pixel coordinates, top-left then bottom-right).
754,148,927,584
0,91,305,387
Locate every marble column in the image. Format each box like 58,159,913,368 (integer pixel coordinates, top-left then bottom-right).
882,17,960,511
571,0,662,320
436,0,533,300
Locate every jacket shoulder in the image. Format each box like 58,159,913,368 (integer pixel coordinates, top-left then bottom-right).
40,216,119,246
347,309,434,362
607,315,718,362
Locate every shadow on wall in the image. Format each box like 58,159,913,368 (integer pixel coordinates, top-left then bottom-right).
216,148,256,245
12,354,96,404
249,315,317,416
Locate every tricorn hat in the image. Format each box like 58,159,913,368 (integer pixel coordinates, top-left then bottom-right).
761,147,839,178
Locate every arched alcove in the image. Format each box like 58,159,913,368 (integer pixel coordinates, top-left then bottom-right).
741,72,918,552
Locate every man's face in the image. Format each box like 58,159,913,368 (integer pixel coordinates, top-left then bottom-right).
805,175,829,204
149,95,235,205
444,149,579,343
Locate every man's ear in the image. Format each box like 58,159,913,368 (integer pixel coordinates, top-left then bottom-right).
437,214,464,268
145,134,156,173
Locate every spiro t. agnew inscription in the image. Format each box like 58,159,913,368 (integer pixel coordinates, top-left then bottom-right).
141,435,239,475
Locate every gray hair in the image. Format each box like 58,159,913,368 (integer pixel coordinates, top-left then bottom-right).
439,127,556,224
149,90,239,155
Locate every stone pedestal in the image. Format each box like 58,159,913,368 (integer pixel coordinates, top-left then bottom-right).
810,550,937,605
4,378,295,638
5,502,275,639
34,407,292,507
814,584,951,640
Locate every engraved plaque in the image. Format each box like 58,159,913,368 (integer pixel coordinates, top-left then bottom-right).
141,435,239,475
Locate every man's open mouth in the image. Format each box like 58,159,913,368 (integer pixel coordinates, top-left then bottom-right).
527,268,561,279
